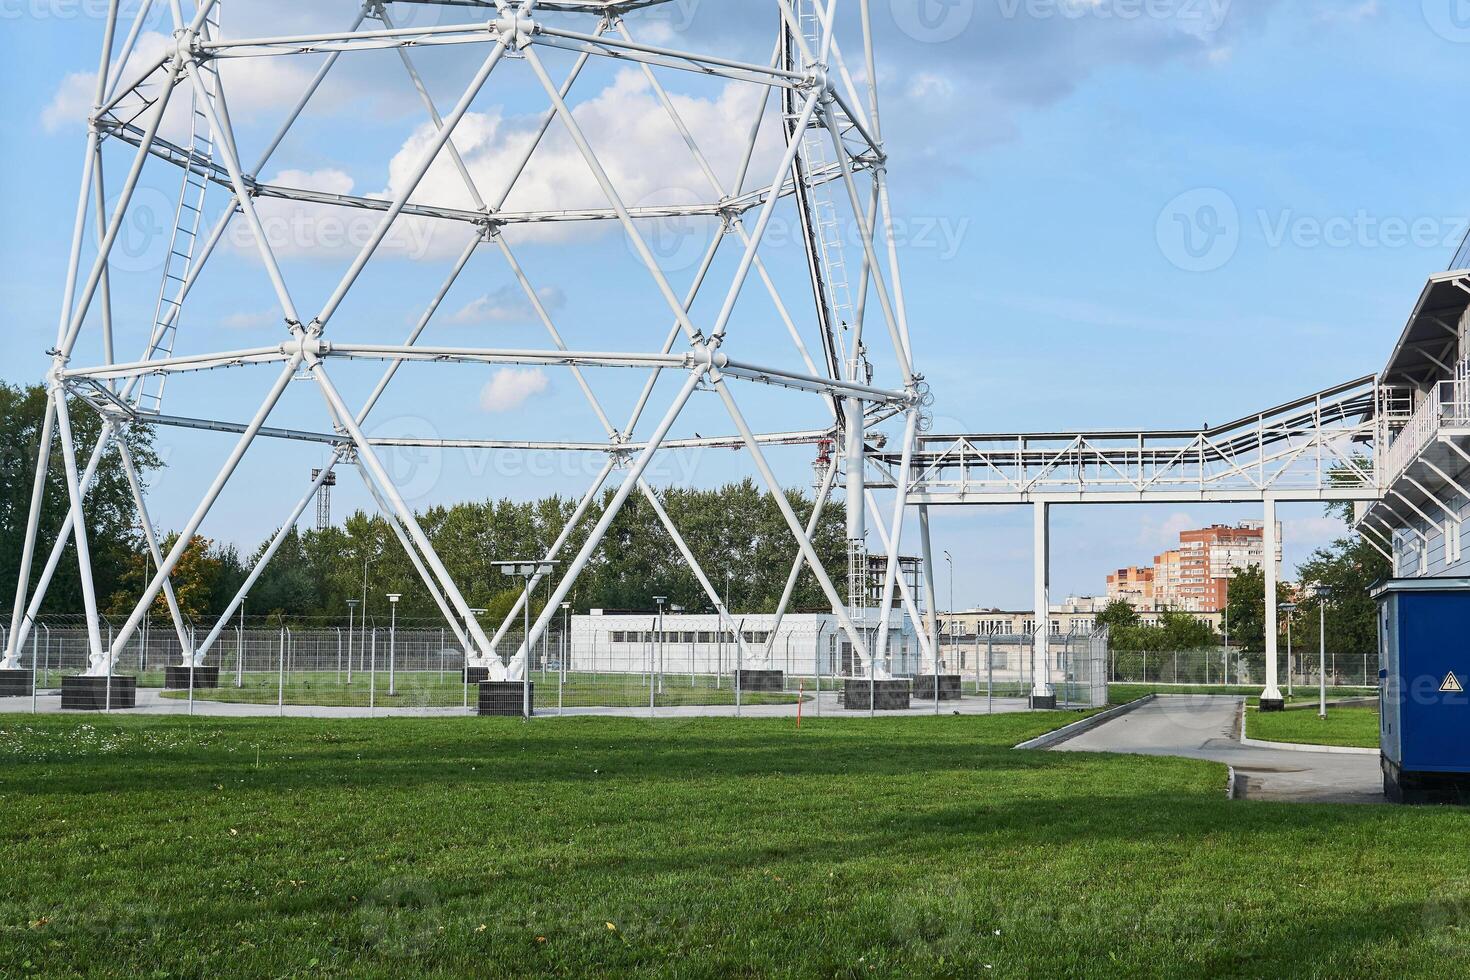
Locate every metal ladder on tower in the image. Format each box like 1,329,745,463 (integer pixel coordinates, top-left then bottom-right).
135,3,222,415
783,0,862,384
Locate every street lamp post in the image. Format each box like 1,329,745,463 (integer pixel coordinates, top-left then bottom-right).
1280,602,1297,699
345,599,358,684
1314,585,1332,720
360,551,378,676
560,601,571,681
670,604,684,689
943,549,953,675
653,596,667,703
493,561,559,719
386,594,401,696
237,594,248,688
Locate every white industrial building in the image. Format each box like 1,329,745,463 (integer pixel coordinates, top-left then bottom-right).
568,610,923,680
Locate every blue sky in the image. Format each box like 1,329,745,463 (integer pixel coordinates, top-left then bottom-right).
1,0,1465,611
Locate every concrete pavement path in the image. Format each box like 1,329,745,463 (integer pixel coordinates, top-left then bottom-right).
1053,695,1384,805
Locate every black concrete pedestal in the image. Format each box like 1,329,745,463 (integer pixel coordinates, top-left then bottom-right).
0,669,33,697
844,678,911,711
911,674,962,701
1383,759,1470,806
463,665,490,684
478,680,532,716
1259,698,1285,713
164,665,220,689
1029,694,1058,710
61,675,137,710
736,669,785,693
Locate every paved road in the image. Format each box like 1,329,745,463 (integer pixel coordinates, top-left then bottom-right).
1054,695,1384,805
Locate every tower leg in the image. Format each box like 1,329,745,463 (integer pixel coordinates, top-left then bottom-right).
1260,498,1285,711
1031,501,1056,709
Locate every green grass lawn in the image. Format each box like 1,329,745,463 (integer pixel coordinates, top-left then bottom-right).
1248,704,1381,749
1109,683,1375,707
1,712,1468,976
152,671,801,709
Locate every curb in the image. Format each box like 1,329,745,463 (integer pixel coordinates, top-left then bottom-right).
1239,701,1378,756
1013,694,1156,750
1226,766,1246,800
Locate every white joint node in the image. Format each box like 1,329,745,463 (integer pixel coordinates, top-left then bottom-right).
174,27,202,65
494,13,537,49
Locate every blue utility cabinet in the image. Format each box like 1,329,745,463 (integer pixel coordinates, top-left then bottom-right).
1375,579,1470,804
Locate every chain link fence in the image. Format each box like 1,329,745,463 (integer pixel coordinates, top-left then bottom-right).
1106,646,1380,689
1,616,1111,712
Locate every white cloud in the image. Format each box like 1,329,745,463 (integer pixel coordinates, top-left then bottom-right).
382,69,779,256
42,31,328,137
479,368,550,413
221,308,281,331
449,284,564,325
222,69,778,264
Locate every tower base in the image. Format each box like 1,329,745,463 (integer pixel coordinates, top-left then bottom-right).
844,678,911,711
0,669,34,697
912,674,962,701
478,680,532,717
61,675,137,710
736,669,784,693
164,665,220,689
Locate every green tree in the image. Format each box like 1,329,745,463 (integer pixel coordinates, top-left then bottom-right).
1292,517,1390,657
0,384,160,618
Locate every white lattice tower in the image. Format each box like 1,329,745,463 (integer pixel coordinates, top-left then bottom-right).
2,0,935,681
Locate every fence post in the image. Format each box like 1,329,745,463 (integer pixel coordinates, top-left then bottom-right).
370,629,377,718
277,628,285,717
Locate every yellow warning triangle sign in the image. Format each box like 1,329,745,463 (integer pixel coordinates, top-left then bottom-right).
1441,672,1464,694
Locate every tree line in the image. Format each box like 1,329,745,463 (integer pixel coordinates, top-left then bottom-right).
1,384,847,631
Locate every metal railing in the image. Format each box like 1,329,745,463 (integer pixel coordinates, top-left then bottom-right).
1381,377,1470,485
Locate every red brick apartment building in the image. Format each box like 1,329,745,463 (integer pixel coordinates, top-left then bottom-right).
1106,522,1282,613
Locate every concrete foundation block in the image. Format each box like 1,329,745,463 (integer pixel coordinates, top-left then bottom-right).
0,669,34,697
478,680,532,716
844,678,911,711
911,674,962,701
61,675,137,710
164,665,220,689
736,669,784,693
